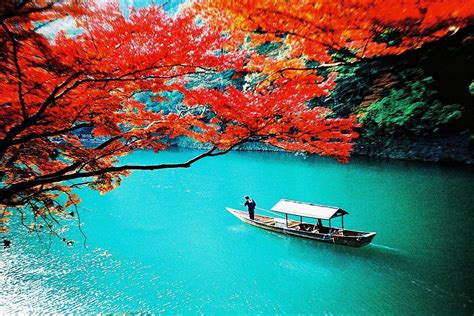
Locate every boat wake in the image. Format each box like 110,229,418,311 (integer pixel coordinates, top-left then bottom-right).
227,225,247,233
371,243,399,252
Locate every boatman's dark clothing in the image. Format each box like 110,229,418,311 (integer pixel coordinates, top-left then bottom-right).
244,199,256,220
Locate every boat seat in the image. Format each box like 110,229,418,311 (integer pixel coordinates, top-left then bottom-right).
287,222,300,229
261,219,275,225
332,229,344,236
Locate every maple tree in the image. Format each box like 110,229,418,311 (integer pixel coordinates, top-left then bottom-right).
193,0,474,152
195,0,474,121
0,0,357,243
197,0,474,68
193,0,474,161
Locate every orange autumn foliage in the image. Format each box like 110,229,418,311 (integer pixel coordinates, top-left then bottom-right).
0,1,358,239
195,0,474,89
196,0,474,62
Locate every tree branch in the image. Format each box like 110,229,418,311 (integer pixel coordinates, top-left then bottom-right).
0,1,54,24
0,146,221,203
10,123,92,146
1,20,28,119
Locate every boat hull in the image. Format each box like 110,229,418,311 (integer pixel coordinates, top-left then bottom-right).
226,207,375,248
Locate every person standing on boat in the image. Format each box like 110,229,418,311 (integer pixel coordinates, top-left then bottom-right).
244,196,256,220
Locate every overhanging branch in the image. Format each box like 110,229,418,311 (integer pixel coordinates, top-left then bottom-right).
0,143,247,204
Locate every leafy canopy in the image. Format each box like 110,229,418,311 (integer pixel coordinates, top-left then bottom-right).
0,0,356,240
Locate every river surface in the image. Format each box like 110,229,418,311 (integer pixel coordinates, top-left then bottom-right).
1,149,473,314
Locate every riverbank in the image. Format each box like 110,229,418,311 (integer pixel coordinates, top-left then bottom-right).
171,134,474,165
354,131,473,164
76,130,473,164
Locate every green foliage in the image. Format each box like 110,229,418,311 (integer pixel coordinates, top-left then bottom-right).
373,28,402,47
309,63,369,117
135,91,183,114
360,75,463,136
186,69,238,90
135,70,241,115
255,41,283,56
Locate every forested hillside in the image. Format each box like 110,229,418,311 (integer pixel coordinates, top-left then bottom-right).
149,24,473,163
320,26,473,163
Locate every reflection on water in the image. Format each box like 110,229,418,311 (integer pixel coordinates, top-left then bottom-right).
1,149,473,313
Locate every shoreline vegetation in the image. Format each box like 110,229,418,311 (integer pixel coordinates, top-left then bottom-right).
175,136,474,164
176,25,473,165
74,24,474,165
78,135,473,164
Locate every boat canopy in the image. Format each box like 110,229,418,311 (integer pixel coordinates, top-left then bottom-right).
271,199,348,220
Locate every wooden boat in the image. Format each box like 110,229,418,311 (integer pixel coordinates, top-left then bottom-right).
226,199,376,247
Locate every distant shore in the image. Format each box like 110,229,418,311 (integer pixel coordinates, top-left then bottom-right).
77,133,473,165
171,133,474,164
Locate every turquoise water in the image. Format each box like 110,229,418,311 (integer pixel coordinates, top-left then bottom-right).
1,149,473,314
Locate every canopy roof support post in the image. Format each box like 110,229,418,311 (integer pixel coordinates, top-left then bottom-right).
285,213,288,228
300,216,302,223
342,215,344,230
329,219,332,234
